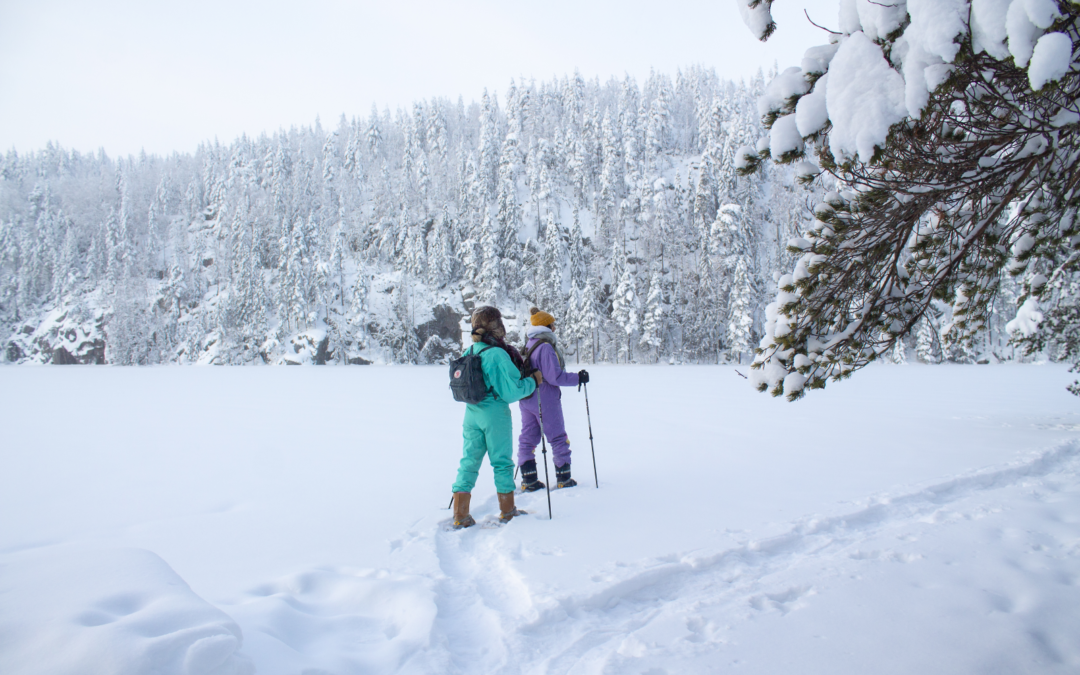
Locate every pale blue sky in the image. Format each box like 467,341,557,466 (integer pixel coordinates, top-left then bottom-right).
0,0,837,157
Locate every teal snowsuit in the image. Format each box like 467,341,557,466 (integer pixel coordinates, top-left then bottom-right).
453,342,537,494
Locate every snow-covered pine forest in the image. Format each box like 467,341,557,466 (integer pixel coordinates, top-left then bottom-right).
0,67,1023,366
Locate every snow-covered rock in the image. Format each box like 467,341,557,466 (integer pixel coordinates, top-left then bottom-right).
3,301,106,365
279,328,330,365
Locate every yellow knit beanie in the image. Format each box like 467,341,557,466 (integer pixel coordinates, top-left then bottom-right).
529,307,555,327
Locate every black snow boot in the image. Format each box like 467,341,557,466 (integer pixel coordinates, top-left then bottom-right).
556,463,577,489
519,459,545,492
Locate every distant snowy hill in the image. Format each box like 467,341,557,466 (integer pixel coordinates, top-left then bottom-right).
0,68,1022,365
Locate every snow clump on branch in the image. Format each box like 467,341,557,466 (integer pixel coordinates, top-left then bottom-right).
735,0,1080,400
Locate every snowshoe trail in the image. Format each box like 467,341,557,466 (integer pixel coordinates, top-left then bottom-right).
207,439,1080,674
391,440,1080,674
508,440,1080,673
411,495,538,673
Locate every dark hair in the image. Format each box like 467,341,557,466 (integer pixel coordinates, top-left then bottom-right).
471,306,525,370
471,306,505,338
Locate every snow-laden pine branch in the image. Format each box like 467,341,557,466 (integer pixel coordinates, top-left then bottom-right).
737,0,1080,398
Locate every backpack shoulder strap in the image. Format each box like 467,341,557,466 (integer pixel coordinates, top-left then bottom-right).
475,344,497,399
525,340,548,362
521,342,536,363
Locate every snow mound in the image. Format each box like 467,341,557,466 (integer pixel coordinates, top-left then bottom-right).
225,567,437,675
0,548,253,675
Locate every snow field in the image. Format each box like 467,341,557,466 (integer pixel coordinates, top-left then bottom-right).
1,364,1079,673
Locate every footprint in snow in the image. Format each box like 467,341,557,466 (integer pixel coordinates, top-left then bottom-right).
748,585,814,615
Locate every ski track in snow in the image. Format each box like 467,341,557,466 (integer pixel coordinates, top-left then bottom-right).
486,441,1080,675
237,440,1080,674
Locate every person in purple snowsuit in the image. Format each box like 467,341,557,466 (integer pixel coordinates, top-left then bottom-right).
517,307,590,490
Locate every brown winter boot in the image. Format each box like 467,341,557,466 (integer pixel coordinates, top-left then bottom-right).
452,492,475,529
498,492,526,523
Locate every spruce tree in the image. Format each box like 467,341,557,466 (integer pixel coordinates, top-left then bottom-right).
582,275,602,363
597,111,622,248
611,248,640,363
540,213,565,314
726,256,755,364
478,90,500,205
640,268,665,361
478,211,501,303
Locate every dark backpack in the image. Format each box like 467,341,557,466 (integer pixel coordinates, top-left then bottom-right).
449,345,493,403
519,341,541,379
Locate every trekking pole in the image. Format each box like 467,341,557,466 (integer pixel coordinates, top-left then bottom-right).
536,393,553,520
583,381,599,488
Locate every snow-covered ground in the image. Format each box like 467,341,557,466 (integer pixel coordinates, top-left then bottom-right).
1,363,1079,674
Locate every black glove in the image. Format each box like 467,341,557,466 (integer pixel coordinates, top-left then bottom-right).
577,369,590,385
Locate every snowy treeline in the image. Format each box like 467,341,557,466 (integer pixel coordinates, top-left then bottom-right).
0,66,1023,366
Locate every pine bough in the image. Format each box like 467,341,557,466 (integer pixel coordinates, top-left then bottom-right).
736,0,1080,399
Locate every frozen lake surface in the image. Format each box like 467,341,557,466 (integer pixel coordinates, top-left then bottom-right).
1,363,1078,674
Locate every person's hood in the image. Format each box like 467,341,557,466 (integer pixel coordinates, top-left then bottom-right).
526,325,553,339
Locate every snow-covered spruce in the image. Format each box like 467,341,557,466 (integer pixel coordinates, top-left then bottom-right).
736,0,1080,399
1,70,814,367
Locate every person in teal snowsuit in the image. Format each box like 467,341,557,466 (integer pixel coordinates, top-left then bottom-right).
452,306,542,529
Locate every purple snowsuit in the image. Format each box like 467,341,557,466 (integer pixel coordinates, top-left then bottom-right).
517,337,579,468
